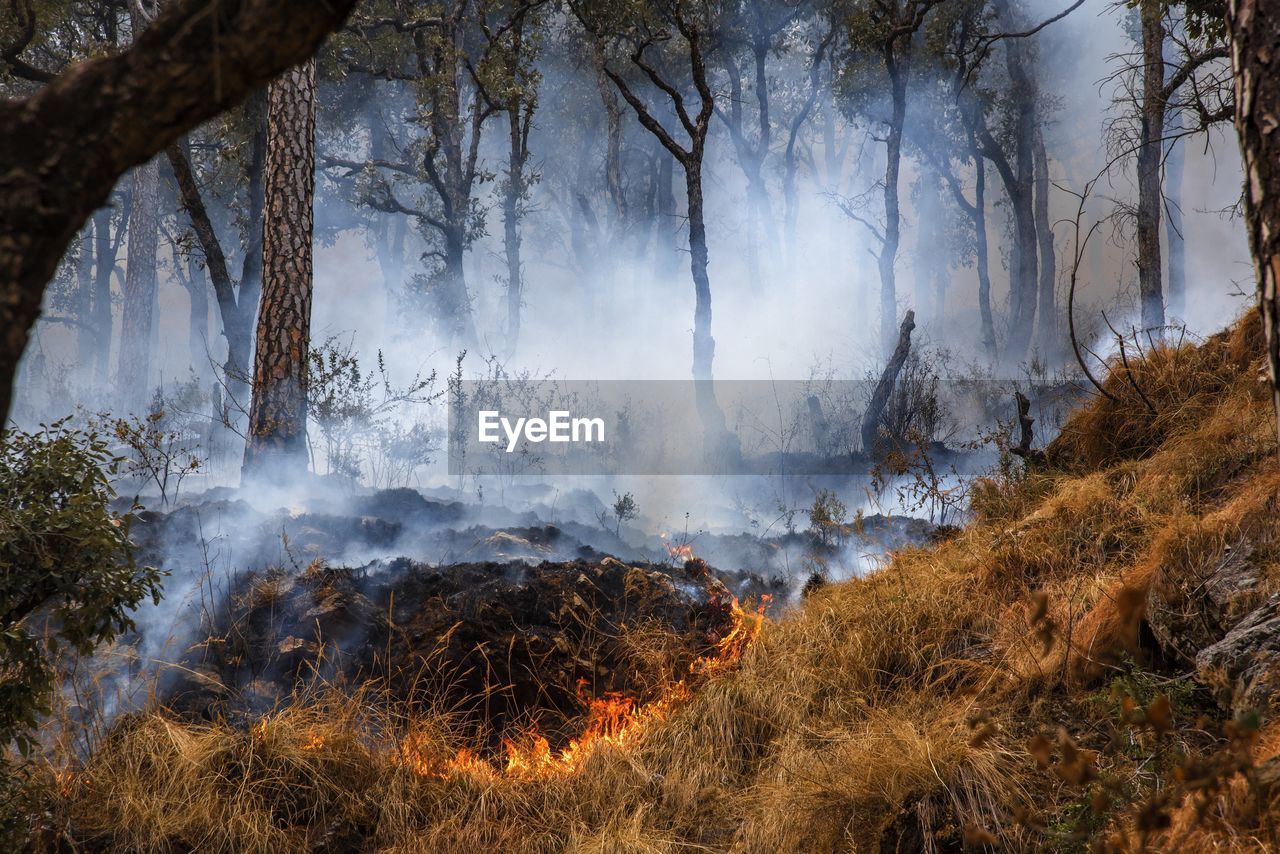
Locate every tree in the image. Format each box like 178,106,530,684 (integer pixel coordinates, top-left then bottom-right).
114,2,162,411
715,0,798,291
242,59,317,481
909,11,999,359
1126,0,1227,333
571,0,739,460
165,92,267,415
329,1,531,350
841,0,943,353
1226,0,1280,446
0,0,361,425
781,16,839,258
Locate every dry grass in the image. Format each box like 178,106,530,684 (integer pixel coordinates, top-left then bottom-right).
22,311,1280,852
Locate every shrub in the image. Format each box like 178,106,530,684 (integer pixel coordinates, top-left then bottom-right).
0,420,163,756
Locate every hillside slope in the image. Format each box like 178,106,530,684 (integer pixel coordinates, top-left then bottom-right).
31,314,1280,852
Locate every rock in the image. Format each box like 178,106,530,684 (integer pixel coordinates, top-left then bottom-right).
1196,594,1280,717
1147,541,1261,665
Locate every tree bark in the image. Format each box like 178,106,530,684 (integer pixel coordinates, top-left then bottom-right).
115,156,159,409
654,143,679,281
1227,0,1280,446
861,309,915,455
1033,128,1057,355
0,0,359,425
1136,0,1167,333
242,59,316,482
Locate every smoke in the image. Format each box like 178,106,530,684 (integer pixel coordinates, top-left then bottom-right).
8,0,1256,604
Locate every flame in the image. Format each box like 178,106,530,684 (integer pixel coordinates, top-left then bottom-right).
393,594,766,780
666,542,695,561
55,768,75,797
302,731,325,750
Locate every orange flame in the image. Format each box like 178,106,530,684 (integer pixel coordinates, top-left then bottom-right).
666,543,695,561
394,594,766,780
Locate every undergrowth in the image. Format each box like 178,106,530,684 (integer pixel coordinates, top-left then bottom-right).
16,312,1280,852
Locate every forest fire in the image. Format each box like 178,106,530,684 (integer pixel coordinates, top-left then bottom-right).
391,593,768,781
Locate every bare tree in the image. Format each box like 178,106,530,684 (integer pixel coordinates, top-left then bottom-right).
845,0,943,353
571,0,739,459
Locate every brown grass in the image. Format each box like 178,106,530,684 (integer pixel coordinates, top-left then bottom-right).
23,311,1280,852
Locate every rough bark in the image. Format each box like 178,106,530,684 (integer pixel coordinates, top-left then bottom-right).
591,37,627,227
242,60,316,482
1227,0,1280,447
996,0,1040,362
1010,390,1046,465
503,100,528,355
861,309,915,455
0,0,359,424
1136,0,1167,333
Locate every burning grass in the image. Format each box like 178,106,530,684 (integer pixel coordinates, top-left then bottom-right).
21,312,1280,851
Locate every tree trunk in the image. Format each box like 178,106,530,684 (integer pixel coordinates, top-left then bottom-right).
243,59,316,482
655,144,680,282
90,205,122,383
862,309,915,455
74,220,96,367
503,102,528,356
1164,133,1187,321
1033,128,1058,355
1227,0,1280,446
115,157,159,408
974,153,996,360
879,53,908,354
685,160,738,464
992,0,1039,362
1136,0,1167,333
592,37,627,229
0,0,358,425
185,252,209,375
